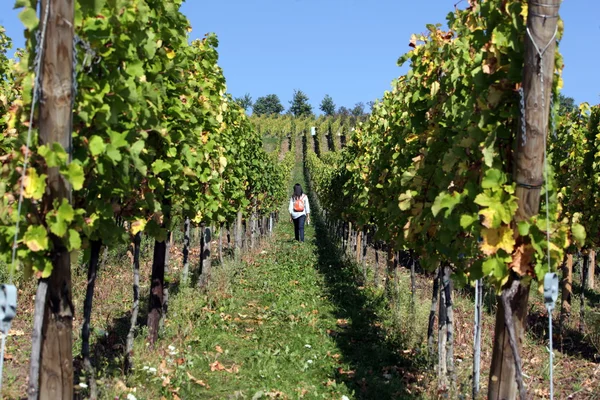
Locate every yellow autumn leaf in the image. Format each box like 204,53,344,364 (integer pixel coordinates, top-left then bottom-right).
166,49,176,59
480,226,514,256
430,81,440,97
520,3,528,19
23,168,46,200
131,219,147,235
218,156,227,174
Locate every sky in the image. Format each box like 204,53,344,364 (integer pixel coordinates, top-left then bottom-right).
1,1,599,113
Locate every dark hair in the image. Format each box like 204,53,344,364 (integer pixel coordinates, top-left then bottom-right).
293,183,303,200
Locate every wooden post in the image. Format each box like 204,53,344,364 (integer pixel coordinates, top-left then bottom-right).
559,253,573,338
588,250,595,290
162,231,172,321
427,267,440,358
438,265,448,391
148,237,166,345
347,222,352,255
125,233,141,372
443,264,455,388
28,0,75,398
182,217,191,283
81,240,102,397
218,224,224,264
356,229,362,263
374,242,380,287
198,225,212,289
579,253,587,334
250,201,257,249
488,1,560,399
235,209,243,259
386,244,395,298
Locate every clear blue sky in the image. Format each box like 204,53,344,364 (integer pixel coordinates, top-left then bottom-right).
1,1,598,113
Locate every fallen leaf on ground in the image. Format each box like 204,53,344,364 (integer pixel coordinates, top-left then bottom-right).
215,345,223,353
210,361,225,371
186,371,209,387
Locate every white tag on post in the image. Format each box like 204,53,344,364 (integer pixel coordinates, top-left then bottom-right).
0,285,17,335
543,272,559,311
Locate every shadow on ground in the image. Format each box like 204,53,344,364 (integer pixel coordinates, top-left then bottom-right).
526,310,600,363
309,204,427,399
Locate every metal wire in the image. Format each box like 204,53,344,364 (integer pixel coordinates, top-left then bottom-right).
9,3,51,284
472,279,482,398
547,306,554,400
530,12,559,19
530,1,561,7
1,2,51,396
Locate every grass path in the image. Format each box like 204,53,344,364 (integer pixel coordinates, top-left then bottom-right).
112,164,417,399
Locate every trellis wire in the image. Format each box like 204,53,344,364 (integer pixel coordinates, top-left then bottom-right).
1,2,52,395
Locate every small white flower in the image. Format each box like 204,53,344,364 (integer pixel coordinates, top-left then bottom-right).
304,344,312,349
127,394,137,400
142,366,149,370
78,382,88,389
148,367,157,374
342,396,350,400
307,359,313,364
168,345,176,351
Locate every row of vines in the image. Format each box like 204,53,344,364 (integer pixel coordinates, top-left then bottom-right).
305,0,598,398
0,0,293,398
251,114,363,154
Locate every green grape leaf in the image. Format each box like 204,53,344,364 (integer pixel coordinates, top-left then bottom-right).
571,223,586,247
67,229,81,251
38,143,68,167
481,168,505,189
62,163,85,190
23,225,49,252
432,191,463,217
89,135,106,156
18,7,38,30
517,221,530,236
460,214,477,229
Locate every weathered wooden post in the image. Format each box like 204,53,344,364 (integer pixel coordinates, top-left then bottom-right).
588,250,595,289
198,223,212,289
488,1,561,398
27,0,75,398
559,253,573,338
182,217,191,283
235,209,243,259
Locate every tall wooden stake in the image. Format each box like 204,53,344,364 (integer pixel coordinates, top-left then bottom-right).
198,224,212,289
588,250,595,290
235,209,243,259
28,0,75,398
125,232,141,372
559,253,573,341
182,217,191,283
488,1,561,399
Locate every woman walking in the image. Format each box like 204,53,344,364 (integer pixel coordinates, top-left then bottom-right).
289,183,310,242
